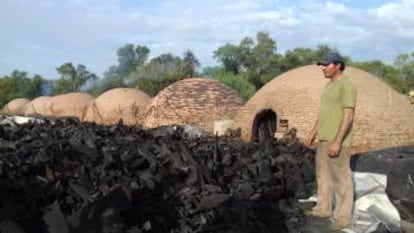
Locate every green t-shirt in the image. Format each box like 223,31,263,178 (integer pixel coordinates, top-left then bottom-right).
317,76,357,147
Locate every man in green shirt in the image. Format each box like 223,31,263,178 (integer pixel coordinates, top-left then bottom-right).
305,52,357,231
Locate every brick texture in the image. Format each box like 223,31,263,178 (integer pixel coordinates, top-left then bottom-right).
1,98,30,115
45,92,95,120
23,96,52,117
83,88,150,126
141,78,244,133
233,65,414,154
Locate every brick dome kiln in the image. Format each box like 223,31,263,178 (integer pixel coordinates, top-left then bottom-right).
141,78,244,133
233,65,414,154
23,96,52,117
83,87,150,126
1,98,30,115
45,92,94,120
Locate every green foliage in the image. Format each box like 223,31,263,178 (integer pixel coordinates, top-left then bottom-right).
144,53,184,80
393,52,414,93
91,45,202,96
182,50,200,78
116,44,150,76
279,45,340,73
3,34,414,102
201,66,222,78
90,44,151,95
244,32,282,88
53,63,98,95
134,77,177,97
131,53,185,96
213,43,242,74
214,71,256,101
214,32,281,89
314,45,338,59
279,47,317,71
350,59,411,94
88,66,124,96
0,70,47,107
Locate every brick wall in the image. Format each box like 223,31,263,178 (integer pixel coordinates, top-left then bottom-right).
46,92,95,120
233,65,414,154
23,96,52,117
83,88,150,126
2,98,30,115
141,78,244,133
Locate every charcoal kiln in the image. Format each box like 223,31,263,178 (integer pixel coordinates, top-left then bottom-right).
83,87,150,126
1,98,30,115
141,78,244,134
233,65,414,154
44,92,94,120
23,96,52,117
251,109,277,143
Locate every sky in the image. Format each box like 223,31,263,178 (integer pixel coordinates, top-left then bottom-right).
1,0,413,79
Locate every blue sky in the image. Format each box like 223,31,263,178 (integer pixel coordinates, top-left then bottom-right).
1,0,413,78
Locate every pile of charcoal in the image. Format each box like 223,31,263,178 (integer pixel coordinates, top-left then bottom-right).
0,117,316,233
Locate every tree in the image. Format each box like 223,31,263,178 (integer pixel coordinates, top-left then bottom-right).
350,60,394,78
95,45,198,96
394,52,414,93
91,44,151,95
201,66,222,78
247,32,281,86
32,75,48,95
0,70,47,107
314,44,337,58
53,63,98,94
116,44,150,75
214,71,256,101
213,32,281,89
145,53,183,79
133,53,184,96
280,47,317,71
135,46,150,67
89,65,125,96
182,50,200,78
213,43,243,74
134,77,172,97
351,59,409,94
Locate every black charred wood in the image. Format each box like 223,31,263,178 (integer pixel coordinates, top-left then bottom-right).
0,118,320,233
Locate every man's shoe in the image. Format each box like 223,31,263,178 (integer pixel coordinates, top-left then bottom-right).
303,208,332,218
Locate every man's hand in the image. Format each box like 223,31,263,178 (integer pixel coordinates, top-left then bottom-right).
328,141,341,157
329,107,354,157
305,132,316,148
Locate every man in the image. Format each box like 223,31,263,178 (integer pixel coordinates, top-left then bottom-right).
305,52,357,231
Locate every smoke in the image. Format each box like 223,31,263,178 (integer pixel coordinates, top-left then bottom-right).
80,78,99,92
40,81,53,96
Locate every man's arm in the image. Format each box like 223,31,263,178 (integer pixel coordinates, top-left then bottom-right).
328,108,354,156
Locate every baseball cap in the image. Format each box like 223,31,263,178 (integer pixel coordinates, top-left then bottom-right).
316,52,344,66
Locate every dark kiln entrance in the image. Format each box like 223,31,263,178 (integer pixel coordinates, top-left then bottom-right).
251,109,276,143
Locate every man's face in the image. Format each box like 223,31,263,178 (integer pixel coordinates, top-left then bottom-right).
320,63,341,79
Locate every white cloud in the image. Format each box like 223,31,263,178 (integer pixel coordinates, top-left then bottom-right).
0,0,413,78
325,1,348,13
